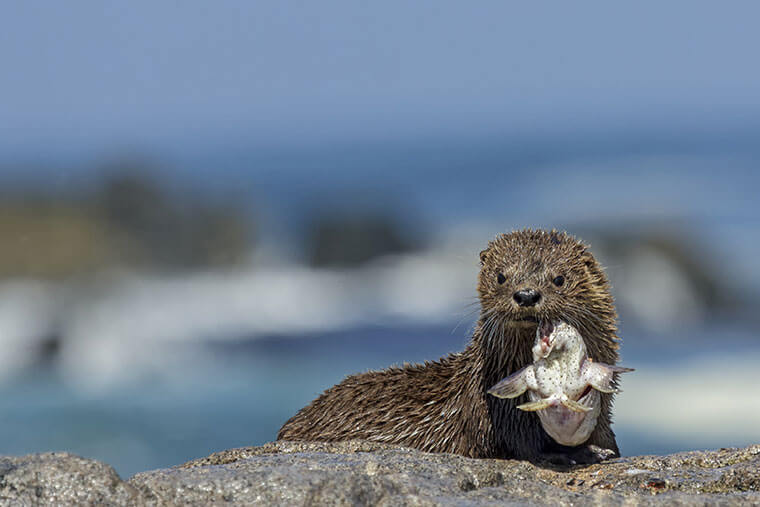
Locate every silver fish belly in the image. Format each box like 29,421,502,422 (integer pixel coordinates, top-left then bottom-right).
488,321,633,447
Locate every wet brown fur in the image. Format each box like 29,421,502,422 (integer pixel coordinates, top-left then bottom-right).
278,229,622,460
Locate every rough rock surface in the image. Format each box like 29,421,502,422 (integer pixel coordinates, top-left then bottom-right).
0,452,141,504
2,441,760,505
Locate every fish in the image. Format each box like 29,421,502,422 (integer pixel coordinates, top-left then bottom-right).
488,320,634,447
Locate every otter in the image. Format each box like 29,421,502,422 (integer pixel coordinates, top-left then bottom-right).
278,229,623,462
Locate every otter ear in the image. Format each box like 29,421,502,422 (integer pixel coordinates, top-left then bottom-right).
580,250,598,271
479,248,489,265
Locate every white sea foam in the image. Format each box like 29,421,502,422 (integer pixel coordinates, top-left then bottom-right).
0,281,61,380
616,354,760,445
46,236,481,388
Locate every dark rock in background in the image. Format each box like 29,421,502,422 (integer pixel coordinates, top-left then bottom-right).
0,169,255,279
98,170,254,270
307,214,423,268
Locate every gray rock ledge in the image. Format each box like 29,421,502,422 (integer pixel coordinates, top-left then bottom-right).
2,441,759,505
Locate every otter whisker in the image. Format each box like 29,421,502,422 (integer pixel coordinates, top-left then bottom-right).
451,305,483,335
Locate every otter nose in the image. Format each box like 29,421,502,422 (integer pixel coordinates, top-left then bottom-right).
513,288,541,307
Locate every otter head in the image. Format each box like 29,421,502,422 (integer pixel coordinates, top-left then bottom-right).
477,229,618,360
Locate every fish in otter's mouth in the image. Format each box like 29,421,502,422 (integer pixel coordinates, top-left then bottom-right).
487,320,634,447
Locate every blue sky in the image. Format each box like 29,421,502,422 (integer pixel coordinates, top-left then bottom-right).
2,0,760,160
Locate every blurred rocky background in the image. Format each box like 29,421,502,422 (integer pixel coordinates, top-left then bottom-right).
0,0,759,478
0,169,252,278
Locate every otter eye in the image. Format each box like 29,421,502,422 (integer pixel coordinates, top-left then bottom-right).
497,273,506,285
552,275,565,287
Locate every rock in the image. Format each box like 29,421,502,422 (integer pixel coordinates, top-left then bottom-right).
3,442,760,505
0,452,141,504
137,441,760,506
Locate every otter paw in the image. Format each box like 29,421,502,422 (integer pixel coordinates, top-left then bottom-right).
537,452,580,466
569,444,617,464
538,445,617,466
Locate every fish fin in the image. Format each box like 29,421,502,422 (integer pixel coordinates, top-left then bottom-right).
589,384,618,394
488,366,530,399
603,364,635,373
561,399,593,413
584,361,634,393
517,399,552,411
